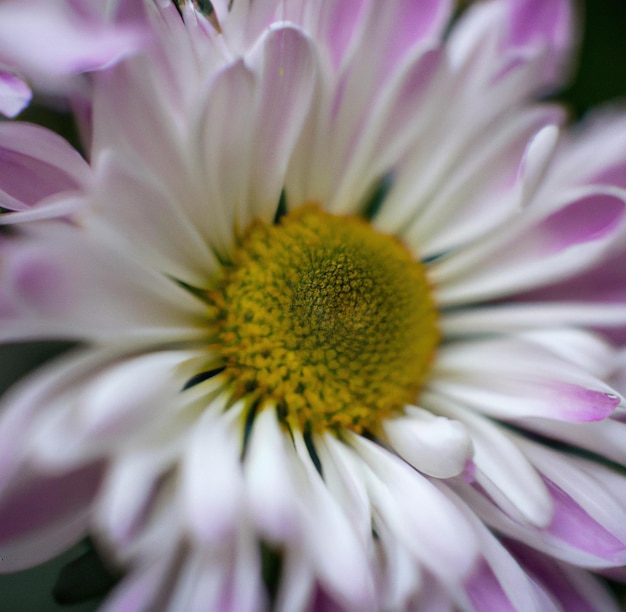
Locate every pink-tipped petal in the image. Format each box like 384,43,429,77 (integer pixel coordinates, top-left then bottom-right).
431,337,622,423
510,543,621,612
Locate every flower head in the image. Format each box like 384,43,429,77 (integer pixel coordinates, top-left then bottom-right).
1,0,626,610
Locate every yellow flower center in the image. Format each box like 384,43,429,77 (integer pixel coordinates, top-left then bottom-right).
209,205,439,433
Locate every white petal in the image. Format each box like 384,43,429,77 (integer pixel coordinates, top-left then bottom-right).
244,406,299,543
383,406,473,478
442,302,626,337
290,431,375,610
349,433,479,582
181,400,245,545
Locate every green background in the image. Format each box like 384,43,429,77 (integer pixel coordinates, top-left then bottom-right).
1,0,626,609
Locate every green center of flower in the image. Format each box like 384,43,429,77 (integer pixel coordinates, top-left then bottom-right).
209,205,439,433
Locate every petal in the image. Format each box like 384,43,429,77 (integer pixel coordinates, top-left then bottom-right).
505,0,575,85
430,337,622,422
383,406,473,478
244,407,300,543
317,435,373,549
427,392,553,528
94,446,179,549
0,222,207,343
92,151,220,286
102,553,175,612
0,0,148,90
514,417,626,466
442,302,626,337
509,543,620,612
274,547,315,612
290,431,376,610
0,122,89,212
247,25,319,222
432,187,626,305
0,465,101,572
349,434,479,582
181,401,245,546
192,59,256,256
0,71,31,117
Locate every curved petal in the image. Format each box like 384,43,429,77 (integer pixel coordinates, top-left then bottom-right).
509,542,620,612
244,407,301,544
349,433,479,583
0,71,31,117
0,122,89,212
383,406,473,479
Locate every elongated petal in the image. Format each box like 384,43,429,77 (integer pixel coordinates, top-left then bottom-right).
181,402,245,545
0,222,207,342
247,25,319,222
431,337,622,422
350,434,479,582
244,407,300,543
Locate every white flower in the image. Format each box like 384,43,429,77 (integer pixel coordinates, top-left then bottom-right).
1,1,626,610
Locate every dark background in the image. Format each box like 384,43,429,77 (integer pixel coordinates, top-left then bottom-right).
1,0,626,609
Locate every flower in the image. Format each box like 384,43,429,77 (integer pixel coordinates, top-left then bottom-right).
1,0,626,609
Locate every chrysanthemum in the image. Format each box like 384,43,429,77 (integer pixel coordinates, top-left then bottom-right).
2,0,626,609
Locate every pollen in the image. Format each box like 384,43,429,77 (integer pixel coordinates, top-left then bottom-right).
208,205,439,434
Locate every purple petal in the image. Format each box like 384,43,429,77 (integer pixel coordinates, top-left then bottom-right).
504,0,575,86
509,542,620,612
0,122,89,211
0,465,101,545
316,0,369,69
541,193,625,253
465,561,517,612
544,479,626,563
433,188,626,305
507,0,573,52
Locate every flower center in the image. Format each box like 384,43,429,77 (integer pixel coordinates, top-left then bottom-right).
209,205,439,433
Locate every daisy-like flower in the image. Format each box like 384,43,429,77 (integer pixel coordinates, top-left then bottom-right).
2,0,626,609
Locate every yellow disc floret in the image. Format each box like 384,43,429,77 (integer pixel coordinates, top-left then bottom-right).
208,205,439,434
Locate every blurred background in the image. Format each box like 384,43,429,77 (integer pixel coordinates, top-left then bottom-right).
1,0,625,609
